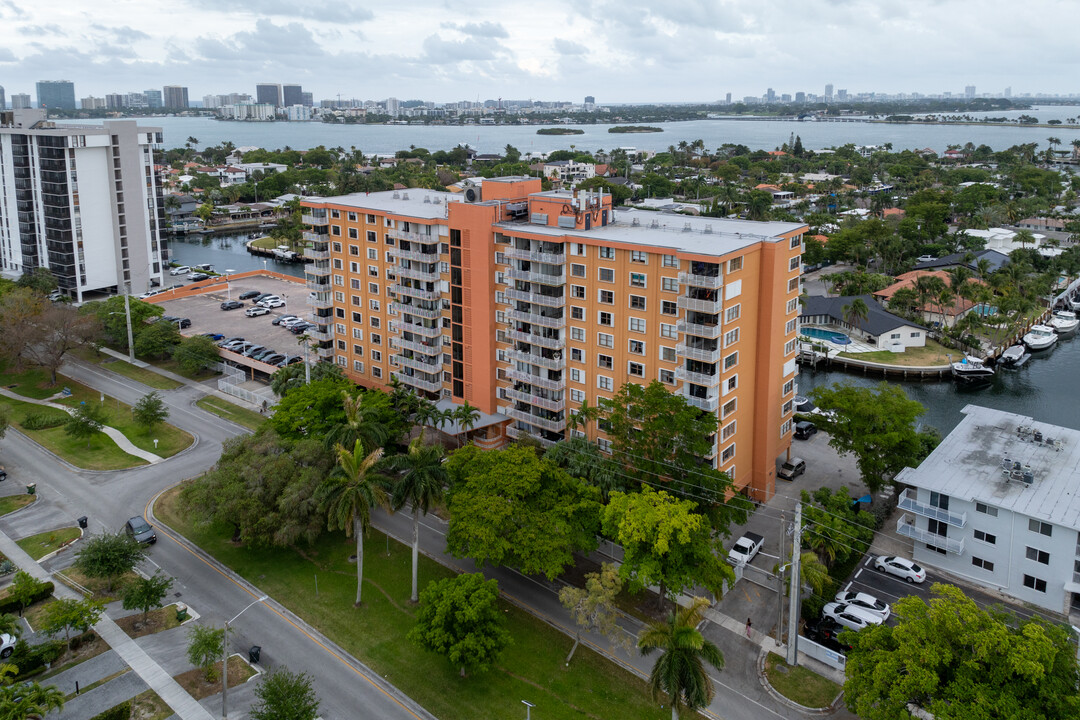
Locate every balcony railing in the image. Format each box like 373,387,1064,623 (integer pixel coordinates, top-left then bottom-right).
896,514,965,554
391,284,440,301
392,246,440,262
678,272,723,289
504,388,565,413
302,231,328,244
301,213,328,226
505,289,565,308
304,248,331,261
393,372,442,393
305,279,331,292
675,367,720,387
387,227,438,244
507,309,565,328
505,424,556,447
395,337,442,356
397,321,442,338
507,269,565,286
308,328,334,342
678,296,723,314
505,368,563,392
677,344,722,364
504,406,567,433
897,489,967,528
315,345,335,359
395,303,442,320
305,264,331,278
506,329,564,350
308,295,333,309
678,321,722,339
395,264,441,282
394,354,442,374
507,348,565,370
503,246,566,265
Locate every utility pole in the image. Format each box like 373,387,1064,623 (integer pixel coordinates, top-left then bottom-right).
123,283,135,362
786,502,802,666
776,511,785,647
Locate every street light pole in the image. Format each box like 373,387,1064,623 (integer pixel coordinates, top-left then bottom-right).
123,283,135,362
222,595,267,719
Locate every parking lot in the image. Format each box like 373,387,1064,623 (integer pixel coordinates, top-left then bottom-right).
150,274,310,365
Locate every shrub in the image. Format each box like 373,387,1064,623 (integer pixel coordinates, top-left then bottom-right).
21,411,67,430
0,576,54,615
802,594,827,622
9,638,66,677
0,560,15,575
88,700,131,720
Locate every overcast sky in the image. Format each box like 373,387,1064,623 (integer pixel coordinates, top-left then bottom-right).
0,0,1075,104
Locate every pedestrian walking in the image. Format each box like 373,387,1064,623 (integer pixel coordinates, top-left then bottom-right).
746,618,752,638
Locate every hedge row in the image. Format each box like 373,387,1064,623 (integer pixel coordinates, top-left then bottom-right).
0,580,54,615
89,700,131,720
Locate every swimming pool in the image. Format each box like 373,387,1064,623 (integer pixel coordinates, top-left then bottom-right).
801,327,852,345
973,303,998,317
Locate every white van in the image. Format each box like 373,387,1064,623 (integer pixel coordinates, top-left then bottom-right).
170,265,190,276
193,263,214,273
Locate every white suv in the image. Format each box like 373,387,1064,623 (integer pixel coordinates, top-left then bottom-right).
0,633,14,658
823,602,884,632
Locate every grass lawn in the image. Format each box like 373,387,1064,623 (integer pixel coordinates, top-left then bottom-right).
763,652,841,709
16,527,81,560
71,347,182,390
156,485,667,720
0,494,36,516
55,567,139,603
115,605,184,639
147,357,219,382
132,690,172,720
0,365,58,399
195,396,265,431
174,656,257,701
839,339,953,366
250,236,280,250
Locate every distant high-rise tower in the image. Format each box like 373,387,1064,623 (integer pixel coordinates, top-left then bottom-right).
386,97,400,116
11,94,31,110
583,95,595,111
282,84,303,107
162,86,189,109
825,83,834,102
795,91,805,103
35,81,76,111
725,92,732,104
965,85,976,99
766,88,776,103
837,89,848,101
143,89,163,109
1004,86,1012,98
300,92,313,107
256,84,283,107
0,86,5,111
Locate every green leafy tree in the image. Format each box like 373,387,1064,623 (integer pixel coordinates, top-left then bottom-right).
320,440,390,606
82,296,163,351
444,445,601,580
268,377,351,439
453,400,481,447
63,403,108,448
270,360,344,396
808,381,930,491
559,563,625,664
7,571,48,616
132,391,169,433
39,597,105,643
134,319,180,360
0,406,9,441
122,570,174,626
844,584,1080,720
638,596,724,720
73,532,145,592
249,667,321,720
408,573,511,678
0,675,65,718
171,335,220,375
842,297,870,332
0,613,21,640
601,487,734,608
186,624,225,682
15,268,58,295
380,439,447,603
544,436,622,500
325,390,401,451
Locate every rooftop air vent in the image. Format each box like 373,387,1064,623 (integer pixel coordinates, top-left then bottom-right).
631,218,640,227
423,195,431,204
392,191,400,199
683,223,692,232
433,197,442,204
650,219,660,229
704,224,713,234
402,192,409,200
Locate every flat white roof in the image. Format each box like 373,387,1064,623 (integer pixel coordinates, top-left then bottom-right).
312,189,462,221
896,405,1080,529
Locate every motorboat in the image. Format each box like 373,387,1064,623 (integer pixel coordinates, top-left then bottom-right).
951,356,995,383
998,345,1030,367
1071,296,1080,312
1022,324,1058,351
1049,310,1079,335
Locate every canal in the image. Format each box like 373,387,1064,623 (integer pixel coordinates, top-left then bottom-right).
163,232,306,279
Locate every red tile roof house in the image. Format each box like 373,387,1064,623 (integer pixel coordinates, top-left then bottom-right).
873,270,984,329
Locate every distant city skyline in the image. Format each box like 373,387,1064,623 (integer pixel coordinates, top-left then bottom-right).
0,1,1076,104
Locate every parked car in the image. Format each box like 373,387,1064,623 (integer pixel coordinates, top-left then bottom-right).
187,272,210,281
794,420,817,440
220,300,245,311
726,532,764,566
282,355,304,366
258,297,286,309
273,315,300,326
834,591,890,620
0,633,14,659
217,336,244,347
251,293,274,303
245,306,270,317
125,516,157,545
238,290,261,300
169,265,190,276
177,317,192,329
803,617,852,653
288,322,312,334
242,345,267,358
201,333,225,341
251,348,278,361
873,556,926,584
221,340,247,352
823,602,883,631
0,468,7,481
261,353,287,365
777,457,806,480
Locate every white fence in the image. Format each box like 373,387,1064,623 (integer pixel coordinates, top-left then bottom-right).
797,635,847,670
216,364,278,409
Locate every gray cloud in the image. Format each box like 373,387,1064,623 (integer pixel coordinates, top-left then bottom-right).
186,0,373,24
441,21,509,38
552,38,587,55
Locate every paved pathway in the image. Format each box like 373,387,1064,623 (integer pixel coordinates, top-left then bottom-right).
0,387,163,464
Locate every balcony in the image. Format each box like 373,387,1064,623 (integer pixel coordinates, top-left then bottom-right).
678,272,723,289
506,329,564,350
387,227,438,244
302,231,328,245
396,303,442,320
305,264,331,278
504,406,567,433
675,367,720,386
393,372,442,394
507,348,565,370
392,246,440,262
505,368,563,392
685,394,720,412
505,424,556,447
507,309,565,329
507,269,565,286
678,321,722,339
394,354,442,374
306,279,331,292
301,213,329,226
308,328,334,342
677,343,722,364
395,265,441,283
395,337,442,356
315,345,335,359
897,489,967,528
392,283,440,301
304,247,331,261
896,514,965,554
308,294,333,309
678,296,723,314
505,289,565,308
504,388,565,412
397,321,442,339
503,246,566,265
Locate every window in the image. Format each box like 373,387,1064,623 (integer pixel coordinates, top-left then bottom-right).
725,328,740,346
722,398,736,417
973,529,996,545
784,339,796,354
661,300,678,315
571,327,585,341
724,352,739,370
782,400,793,415
663,254,678,268
572,285,586,299
911,331,921,338
349,245,359,256
786,298,799,314
348,227,359,239
659,369,675,384
780,419,792,437
570,368,584,384
660,323,677,339
629,272,646,288
657,346,675,363
331,225,341,236
727,375,738,391
975,502,998,517
785,319,797,334
629,318,646,333
351,278,361,289
352,295,361,305
334,274,344,286
721,444,735,462
369,282,379,295
570,388,585,403
629,295,646,310
662,277,679,293
370,333,382,345
788,277,800,293
628,362,645,377
367,248,377,260
372,366,382,378
354,360,365,372
330,209,340,219
368,265,379,277
630,250,647,264
370,317,380,329
371,349,382,362
369,299,380,311
599,268,615,283
367,214,376,223
597,438,612,452
783,379,794,395
598,311,613,327
789,256,801,272
891,333,901,339
1029,519,1053,537
571,263,586,277
333,259,343,270
571,306,584,320
597,375,613,391
367,231,377,243
629,339,645,355
353,344,364,356
727,256,743,272
599,289,614,304
597,354,613,370
1023,575,1047,593
790,236,802,250
726,304,741,322
1026,547,1050,564
571,348,583,362
971,557,994,571
597,333,614,348
721,421,736,440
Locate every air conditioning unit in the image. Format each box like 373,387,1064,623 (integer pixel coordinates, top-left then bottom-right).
462,181,482,203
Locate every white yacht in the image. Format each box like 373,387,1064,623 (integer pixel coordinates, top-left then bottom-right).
1022,324,1058,351
950,356,995,383
998,345,1030,367
1049,310,1079,335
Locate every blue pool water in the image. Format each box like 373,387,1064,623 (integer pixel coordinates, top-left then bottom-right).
973,303,999,317
801,327,852,345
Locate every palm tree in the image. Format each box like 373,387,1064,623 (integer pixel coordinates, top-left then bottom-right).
326,391,389,451
638,597,724,720
454,401,481,448
841,298,869,334
567,397,601,436
412,399,439,443
0,664,64,719
321,441,390,606
798,552,832,598
380,439,447,602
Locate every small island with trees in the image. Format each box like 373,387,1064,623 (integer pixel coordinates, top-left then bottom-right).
608,125,663,133
537,128,584,135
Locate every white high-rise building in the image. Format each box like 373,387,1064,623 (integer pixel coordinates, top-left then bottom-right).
0,109,165,297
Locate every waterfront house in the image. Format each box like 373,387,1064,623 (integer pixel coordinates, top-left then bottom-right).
800,295,927,349
914,249,1010,274
874,270,982,328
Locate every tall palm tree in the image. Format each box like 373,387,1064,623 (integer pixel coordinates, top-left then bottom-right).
321,441,390,606
380,439,447,603
841,298,870,334
454,401,481,448
638,597,724,720
413,399,439,443
0,664,64,719
567,397,601,436
326,391,389,451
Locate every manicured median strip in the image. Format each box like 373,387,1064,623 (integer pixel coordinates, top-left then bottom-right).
763,652,841,708
0,494,36,516
195,396,266,431
156,484,667,720
16,527,81,560
72,347,182,390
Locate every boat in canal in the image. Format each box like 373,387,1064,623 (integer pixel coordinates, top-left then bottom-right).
1049,310,1079,335
951,355,995,383
998,344,1030,368
1023,324,1058,351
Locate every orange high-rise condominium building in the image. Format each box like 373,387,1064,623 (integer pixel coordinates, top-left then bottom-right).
301,177,806,501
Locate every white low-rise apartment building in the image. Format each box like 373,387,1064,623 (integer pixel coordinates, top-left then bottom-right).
896,405,1080,619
